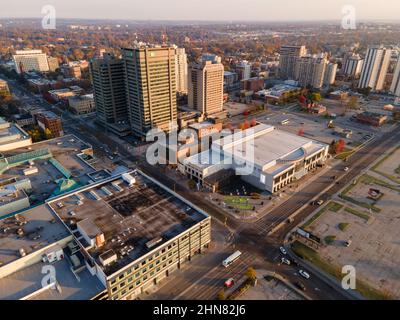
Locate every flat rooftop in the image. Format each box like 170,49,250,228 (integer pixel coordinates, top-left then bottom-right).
185,124,327,173
48,171,208,277
189,121,217,130
215,124,326,167
0,121,31,148
0,134,95,204
0,204,71,267
0,259,105,300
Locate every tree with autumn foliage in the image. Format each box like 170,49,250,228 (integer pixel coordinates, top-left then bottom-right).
335,139,346,154
299,95,307,106
239,120,250,130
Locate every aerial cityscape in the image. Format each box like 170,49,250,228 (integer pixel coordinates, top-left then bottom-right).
0,0,400,309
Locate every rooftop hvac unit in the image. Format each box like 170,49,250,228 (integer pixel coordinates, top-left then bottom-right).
99,249,117,267
122,173,136,187
95,233,105,248
101,186,112,196
145,237,163,250
112,182,123,192
89,190,101,201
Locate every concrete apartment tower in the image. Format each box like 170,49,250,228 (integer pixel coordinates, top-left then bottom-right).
90,53,130,136
122,46,177,137
188,54,224,116
13,49,50,74
358,46,392,91
295,54,327,89
174,46,188,94
390,58,400,97
279,45,307,80
323,62,338,86
343,52,364,77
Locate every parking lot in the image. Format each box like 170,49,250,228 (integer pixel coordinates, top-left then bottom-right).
303,165,400,298
259,107,373,147
240,270,304,300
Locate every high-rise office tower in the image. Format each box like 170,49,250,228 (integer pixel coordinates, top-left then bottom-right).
174,46,188,94
294,54,327,89
358,46,392,91
90,53,130,136
343,53,364,77
279,45,307,80
13,50,50,74
323,63,338,86
390,58,400,97
188,54,224,116
122,46,177,137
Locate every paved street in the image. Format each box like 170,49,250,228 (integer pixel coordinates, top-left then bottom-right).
6,78,400,300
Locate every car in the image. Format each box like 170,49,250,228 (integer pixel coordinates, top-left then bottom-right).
281,257,291,265
69,211,76,216
316,200,324,206
295,281,307,291
344,167,349,172
345,240,352,247
299,270,310,279
279,246,287,255
224,278,235,288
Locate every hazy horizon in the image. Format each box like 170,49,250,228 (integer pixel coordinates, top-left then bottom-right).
1,0,400,22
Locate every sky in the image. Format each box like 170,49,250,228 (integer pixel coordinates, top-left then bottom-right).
1,0,400,21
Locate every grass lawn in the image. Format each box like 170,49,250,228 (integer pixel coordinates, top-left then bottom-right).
291,241,391,300
335,148,354,160
344,207,370,222
338,222,350,231
224,196,253,210
371,145,400,184
324,235,336,244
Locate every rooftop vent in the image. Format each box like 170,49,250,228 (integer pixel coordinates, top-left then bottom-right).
99,249,117,267
146,237,163,250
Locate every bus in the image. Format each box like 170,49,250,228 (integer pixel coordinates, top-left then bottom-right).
222,251,242,268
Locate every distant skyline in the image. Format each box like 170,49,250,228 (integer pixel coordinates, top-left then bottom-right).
1,0,400,22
